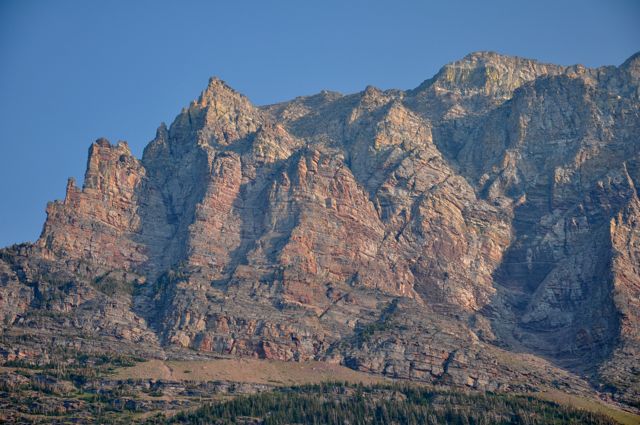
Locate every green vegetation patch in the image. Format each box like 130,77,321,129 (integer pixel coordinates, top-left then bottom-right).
164,382,618,425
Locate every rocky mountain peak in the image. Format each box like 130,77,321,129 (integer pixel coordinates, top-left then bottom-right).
197,76,250,108
412,51,566,103
621,51,640,70
155,121,168,136
621,51,640,89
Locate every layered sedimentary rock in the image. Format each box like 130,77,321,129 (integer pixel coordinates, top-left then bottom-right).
1,52,639,407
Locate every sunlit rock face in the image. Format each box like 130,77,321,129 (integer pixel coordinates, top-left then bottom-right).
2,52,639,407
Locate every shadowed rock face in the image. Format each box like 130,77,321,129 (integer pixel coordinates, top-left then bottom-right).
1,52,639,407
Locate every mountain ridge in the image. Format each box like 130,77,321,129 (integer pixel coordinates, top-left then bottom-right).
1,51,639,411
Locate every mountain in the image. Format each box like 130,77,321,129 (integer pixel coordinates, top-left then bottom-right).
1,51,639,411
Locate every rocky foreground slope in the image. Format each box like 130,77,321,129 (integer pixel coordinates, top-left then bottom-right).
1,51,639,408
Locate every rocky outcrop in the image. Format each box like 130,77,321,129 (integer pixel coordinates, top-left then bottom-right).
1,51,639,407
37,139,148,273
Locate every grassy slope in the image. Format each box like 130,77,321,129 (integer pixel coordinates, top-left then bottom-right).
113,358,389,385
534,390,640,425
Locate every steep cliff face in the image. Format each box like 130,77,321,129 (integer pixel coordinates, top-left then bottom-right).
1,52,639,407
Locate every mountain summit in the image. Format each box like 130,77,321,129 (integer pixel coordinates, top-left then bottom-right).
2,52,639,410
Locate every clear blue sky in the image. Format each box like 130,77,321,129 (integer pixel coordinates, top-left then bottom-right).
1,0,638,247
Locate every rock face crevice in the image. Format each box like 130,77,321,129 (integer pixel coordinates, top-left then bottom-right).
1,51,639,407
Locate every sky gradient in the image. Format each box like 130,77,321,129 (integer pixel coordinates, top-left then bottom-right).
1,0,639,247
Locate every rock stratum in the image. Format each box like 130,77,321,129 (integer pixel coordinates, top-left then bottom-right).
1,51,639,409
